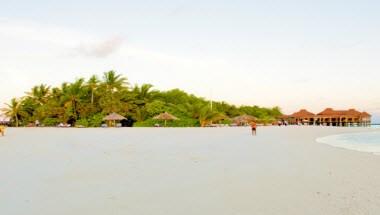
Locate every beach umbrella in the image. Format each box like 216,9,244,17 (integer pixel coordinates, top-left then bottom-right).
103,112,126,127
232,115,257,126
153,112,178,127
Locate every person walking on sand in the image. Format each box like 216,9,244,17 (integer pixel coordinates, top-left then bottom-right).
250,122,257,136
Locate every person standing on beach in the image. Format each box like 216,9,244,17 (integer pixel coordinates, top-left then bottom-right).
0,125,5,136
250,122,257,136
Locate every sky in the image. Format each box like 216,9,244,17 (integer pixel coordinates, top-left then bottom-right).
1,0,380,122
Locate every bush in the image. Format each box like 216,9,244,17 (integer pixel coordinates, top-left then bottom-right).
146,100,167,116
42,118,59,127
88,113,105,127
220,118,232,125
134,118,199,127
75,118,89,127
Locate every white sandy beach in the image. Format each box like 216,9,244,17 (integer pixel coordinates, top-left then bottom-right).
1,126,380,215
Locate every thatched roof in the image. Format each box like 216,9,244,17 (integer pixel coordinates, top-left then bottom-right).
290,109,315,118
317,108,364,118
153,112,178,120
103,112,126,121
284,108,371,119
232,115,257,123
361,112,371,118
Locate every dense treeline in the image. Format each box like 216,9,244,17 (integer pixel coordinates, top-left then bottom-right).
2,71,282,127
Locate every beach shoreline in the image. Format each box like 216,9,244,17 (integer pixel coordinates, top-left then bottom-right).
1,126,380,214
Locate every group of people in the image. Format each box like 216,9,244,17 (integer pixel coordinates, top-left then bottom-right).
276,120,289,126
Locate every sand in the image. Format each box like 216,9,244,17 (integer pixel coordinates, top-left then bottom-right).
1,126,380,215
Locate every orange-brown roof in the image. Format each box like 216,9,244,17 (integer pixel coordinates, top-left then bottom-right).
318,108,338,116
361,112,371,117
346,109,362,116
286,108,371,119
290,109,315,118
317,108,368,118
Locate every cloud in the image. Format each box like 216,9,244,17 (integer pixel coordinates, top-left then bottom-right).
0,19,124,58
0,19,93,47
74,37,124,58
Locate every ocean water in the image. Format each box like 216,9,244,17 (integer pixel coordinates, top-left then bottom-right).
317,131,380,155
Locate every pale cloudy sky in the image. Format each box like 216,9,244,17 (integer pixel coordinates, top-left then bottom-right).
1,0,380,121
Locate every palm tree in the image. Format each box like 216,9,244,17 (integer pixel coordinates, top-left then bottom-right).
62,79,85,120
26,84,50,105
102,71,128,92
185,102,204,119
198,106,225,127
132,84,158,105
98,71,129,114
51,87,63,101
2,98,26,127
87,75,99,105
43,87,66,121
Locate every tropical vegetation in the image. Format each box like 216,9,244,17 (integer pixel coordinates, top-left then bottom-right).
2,71,282,127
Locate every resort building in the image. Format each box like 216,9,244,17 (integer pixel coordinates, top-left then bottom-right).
283,109,316,125
281,108,371,126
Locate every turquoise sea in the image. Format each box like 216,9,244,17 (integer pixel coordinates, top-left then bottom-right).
317,130,380,155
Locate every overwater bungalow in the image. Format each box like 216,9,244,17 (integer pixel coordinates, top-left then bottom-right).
280,108,371,126
315,108,371,126
288,109,316,125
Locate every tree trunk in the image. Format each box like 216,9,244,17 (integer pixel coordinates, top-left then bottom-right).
200,120,206,127
72,99,78,120
91,92,93,104
15,114,19,127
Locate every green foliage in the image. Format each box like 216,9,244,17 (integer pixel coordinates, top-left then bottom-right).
42,118,59,127
75,118,89,127
146,100,167,116
220,118,233,125
3,71,282,127
134,118,199,127
88,113,105,127
1,98,27,127
133,119,158,127
238,105,282,119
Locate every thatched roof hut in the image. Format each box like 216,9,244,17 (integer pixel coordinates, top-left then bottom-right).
232,115,257,125
103,113,126,127
290,109,316,118
153,112,178,126
283,108,372,125
153,112,178,120
316,108,365,118
103,112,126,121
